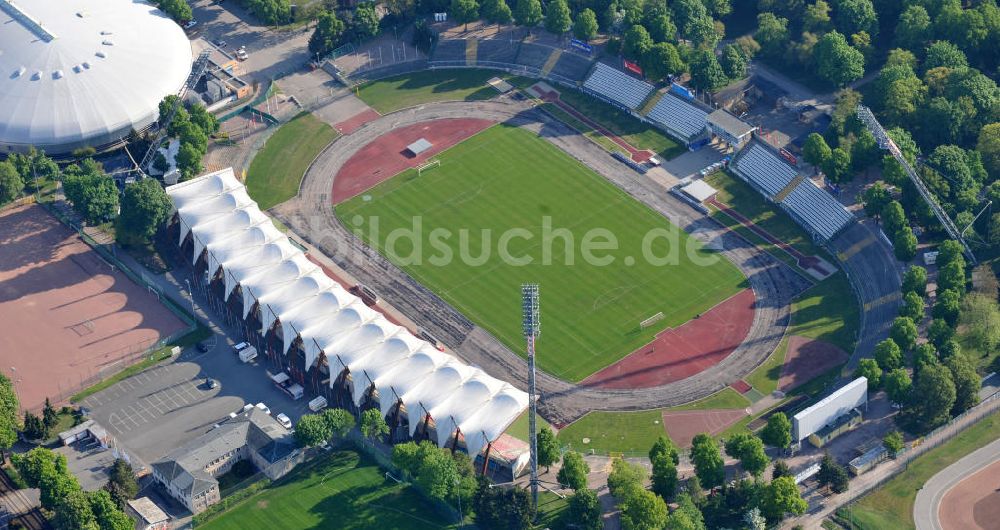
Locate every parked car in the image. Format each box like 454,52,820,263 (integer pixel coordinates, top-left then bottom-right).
255,402,270,415
183,20,197,30
197,341,210,353
276,413,292,429
233,342,250,353
213,39,227,48
235,47,248,61
205,378,218,389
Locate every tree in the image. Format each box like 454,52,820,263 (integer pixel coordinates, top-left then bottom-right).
760,412,792,449
651,453,678,501
690,433,724,488
724,432,769,477
813,31,865,87
900,291,925,321
89,489,133,530
53,489,98,530
0,375,19,461
822,147,853,182
933,289,961,326
883,431,904,457
543,0,571,34
646,13,677,43
959,293,1000,354
619,485,668,530
666,492,705,530
855,358,882,388
514,0,542,28
103,459,138,509
572,8,598,41
902,265,928,296
938,260,966,295
946,353,980,415
803,133,832,168
451,0,480,30
308,11,345,58
188,103,220,136
978,123,1000,179
22,411,47,441
0,161,24,205
903,362,956,433
62,170,119,225
352,2,380,39
155,0,193,22
744,506,766,530
642,42,685,82
817,454,849,493
360,409,389,444
928,318,955,349
884,368,912,405
649,435,679,465
762,476,807,520
116,179,171,246
803,0,831,32
890,317,918,351
536,426,559,472
623,24,653,59
568,488,602,530
607,458,648,497
772,459,791,480
924,41,969,72
862,183,891,218
689,50,727,91
480,0,512,24
755,12,789,59
895,5,931,50
874,338,903,371
174,142,203,181
322,408,355,438
557,451,590,490
294,414,333,447
719,44,747,80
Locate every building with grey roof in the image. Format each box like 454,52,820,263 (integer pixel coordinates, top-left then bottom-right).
150,407,302,514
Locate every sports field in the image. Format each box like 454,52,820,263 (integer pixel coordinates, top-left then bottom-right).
197,450,457,530
336,125,745,382
246,112,338,209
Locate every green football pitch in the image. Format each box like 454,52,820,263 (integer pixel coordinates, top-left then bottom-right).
336,125,745,382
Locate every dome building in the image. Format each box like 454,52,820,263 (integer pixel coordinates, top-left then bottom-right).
0,0,192,155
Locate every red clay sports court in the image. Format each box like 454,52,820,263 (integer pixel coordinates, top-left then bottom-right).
332,118,495,204
582,289,756,389
0,205,187,410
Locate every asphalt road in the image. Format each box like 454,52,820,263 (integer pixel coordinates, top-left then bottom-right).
913,437,1000,530
273,97,814,425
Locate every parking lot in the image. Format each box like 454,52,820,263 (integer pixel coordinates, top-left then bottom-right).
81,316,311,466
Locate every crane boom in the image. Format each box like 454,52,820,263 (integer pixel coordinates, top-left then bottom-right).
856,105,976,264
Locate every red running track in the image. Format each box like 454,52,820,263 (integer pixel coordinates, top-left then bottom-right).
334,108,381,135
332,118,495,204
582,289,756,389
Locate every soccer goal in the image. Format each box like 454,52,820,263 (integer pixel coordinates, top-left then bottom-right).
417,159,440,175
640,312,665,329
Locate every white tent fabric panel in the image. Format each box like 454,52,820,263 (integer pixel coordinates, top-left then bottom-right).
221,240,302,300
325,319,399,370
460,388,530,458
301,302,379,369
277,286,356,355
166,169,243,211
175,188,256,245
238,253,319,318
348,331,424,406
189,207,271,262
401,360,477,436
429,374,506,448
205,223,286,278
373,348,449,418
258,271,338,334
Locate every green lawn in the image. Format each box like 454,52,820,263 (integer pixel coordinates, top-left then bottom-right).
246,112,338,209
842,410,1000,530
197,450,457,530
539,103,626,155
506,411,553,442
557,88,685,160
336,125,745,382
746,338,789,396
556,409,666,456
668,388,751,411
356,69,503,114
705,171,828,267
788,272,859,353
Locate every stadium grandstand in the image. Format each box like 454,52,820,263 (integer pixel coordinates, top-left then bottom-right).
476,39,519,64
582,62,654,110
549,51,595,81
431,39,468,63
513,42,556,71
166,169,529,461
731,140,854,241
646,93,709,144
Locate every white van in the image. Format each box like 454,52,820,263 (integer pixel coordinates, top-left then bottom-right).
238,346,258,363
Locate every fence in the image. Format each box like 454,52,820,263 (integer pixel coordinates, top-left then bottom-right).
823,389,1000,524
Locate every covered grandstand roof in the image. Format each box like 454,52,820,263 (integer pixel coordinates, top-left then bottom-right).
707,109,756,139
583,62,654,110
0,0,192,154
647,93,708,141
166,169,529,458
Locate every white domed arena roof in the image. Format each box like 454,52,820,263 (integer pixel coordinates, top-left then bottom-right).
0,0,192,154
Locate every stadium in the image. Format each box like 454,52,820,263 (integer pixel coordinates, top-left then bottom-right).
0,0,192,155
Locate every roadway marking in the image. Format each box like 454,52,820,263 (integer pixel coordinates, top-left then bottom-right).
837,235,876,262
863,291,901,311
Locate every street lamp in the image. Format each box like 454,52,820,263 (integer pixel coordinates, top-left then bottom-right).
185,279,196,315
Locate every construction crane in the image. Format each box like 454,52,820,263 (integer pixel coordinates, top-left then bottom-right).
137,50,214,175
856,104,977,264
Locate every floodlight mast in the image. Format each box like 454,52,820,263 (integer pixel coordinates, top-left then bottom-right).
855,104,976,264
521,284,540,512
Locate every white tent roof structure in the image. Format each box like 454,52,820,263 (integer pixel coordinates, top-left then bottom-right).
0,0,193,154
165,171,529,456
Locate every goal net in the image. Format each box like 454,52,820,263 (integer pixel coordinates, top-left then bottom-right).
640,312,665,329
417,160,440,175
